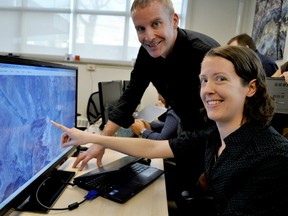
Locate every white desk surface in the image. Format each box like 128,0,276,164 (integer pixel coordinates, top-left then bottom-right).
10,149,168,216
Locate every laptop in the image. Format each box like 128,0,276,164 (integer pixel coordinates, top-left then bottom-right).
73,155,164,203
266,77,288,114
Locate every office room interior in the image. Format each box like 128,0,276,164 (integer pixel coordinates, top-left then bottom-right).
1,0,287,123
1,1,288,216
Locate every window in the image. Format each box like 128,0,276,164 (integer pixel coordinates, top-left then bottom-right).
0,0,187,63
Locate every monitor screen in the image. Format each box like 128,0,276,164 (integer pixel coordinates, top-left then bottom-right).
0,56,78,216
98,80,123,130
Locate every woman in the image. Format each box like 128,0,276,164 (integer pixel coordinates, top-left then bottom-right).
52,45,288,215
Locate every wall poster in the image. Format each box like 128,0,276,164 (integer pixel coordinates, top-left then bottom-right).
252,0,288,60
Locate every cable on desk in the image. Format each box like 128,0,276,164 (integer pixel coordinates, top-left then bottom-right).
36,177,99,211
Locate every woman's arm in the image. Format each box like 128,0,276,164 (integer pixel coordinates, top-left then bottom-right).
271,68,281,77
143,109,180,140
51,120,174,159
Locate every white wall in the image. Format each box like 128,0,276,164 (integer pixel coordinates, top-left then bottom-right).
185,0,287,65
186,0,241,45
185,0,258,45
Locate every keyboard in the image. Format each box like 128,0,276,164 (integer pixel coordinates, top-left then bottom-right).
84,162,150,193
73,156,164,203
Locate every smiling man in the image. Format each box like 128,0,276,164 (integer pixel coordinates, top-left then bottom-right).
71,1,219,213
72,0,219,169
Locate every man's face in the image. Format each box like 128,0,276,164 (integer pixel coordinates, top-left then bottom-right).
131,1,178,58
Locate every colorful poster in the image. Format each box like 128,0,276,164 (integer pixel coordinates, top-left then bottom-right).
252,0,288,60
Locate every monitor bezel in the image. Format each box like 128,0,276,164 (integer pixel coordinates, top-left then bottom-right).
0,55,78,216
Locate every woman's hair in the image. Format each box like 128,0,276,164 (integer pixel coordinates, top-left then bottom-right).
131,0,175,17
205,45,275,127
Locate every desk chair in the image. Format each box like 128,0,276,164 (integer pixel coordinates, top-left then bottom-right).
87,91,101,124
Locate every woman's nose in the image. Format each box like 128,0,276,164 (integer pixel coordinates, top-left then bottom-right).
202,81,215,94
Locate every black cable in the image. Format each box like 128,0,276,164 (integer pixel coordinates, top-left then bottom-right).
61,179,76,186
35,177,99,211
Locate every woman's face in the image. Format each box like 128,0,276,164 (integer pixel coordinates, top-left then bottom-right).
199,56,251,126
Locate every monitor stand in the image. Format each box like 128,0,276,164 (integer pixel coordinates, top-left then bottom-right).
17,169,75,213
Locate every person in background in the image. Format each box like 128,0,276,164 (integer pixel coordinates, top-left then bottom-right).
131,93,180,140
52,45,288,215
227,33,278,77
71,0,219,209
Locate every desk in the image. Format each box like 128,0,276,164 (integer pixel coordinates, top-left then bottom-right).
10,149,168,216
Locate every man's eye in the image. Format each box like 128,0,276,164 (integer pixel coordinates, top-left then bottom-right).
152,22,160,28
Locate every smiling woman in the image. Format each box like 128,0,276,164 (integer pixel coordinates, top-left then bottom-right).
51,46,288,215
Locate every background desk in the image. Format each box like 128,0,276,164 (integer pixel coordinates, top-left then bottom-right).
10,149,168,216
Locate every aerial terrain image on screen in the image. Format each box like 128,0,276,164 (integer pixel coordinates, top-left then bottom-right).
0,74,75,203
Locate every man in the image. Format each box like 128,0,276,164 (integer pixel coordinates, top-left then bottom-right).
227,33,278,77
74,0,219,169
74,0,219,205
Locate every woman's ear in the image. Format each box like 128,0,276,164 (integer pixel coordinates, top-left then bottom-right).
247,79,257,97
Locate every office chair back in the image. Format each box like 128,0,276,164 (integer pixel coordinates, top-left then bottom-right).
87,91,101,124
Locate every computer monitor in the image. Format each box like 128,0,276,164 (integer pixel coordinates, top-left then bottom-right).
266,77,288,114
98,80,123,130
0,55,78,216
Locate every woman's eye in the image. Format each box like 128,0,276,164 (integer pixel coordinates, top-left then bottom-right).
216,76,226,81
199,78,207,84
